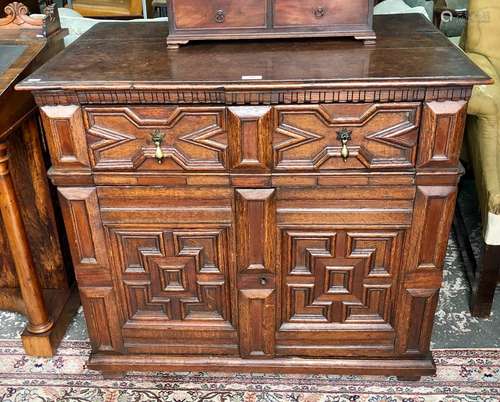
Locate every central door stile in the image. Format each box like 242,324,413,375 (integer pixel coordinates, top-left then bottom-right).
235,188,277,358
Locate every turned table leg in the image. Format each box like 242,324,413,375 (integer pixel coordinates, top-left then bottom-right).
0,141,54,334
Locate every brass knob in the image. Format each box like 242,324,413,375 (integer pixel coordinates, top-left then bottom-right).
336,128,352,162
215,9,225,23
313,6,327,18
151,130,165,164
260,277,267,286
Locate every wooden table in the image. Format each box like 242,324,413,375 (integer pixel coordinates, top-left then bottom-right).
0,3,79,356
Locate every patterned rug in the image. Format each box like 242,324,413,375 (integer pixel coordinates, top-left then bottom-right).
0,180,498,401
0,340,498,401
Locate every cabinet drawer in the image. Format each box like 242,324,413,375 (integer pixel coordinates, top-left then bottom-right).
84,106,228,172
273,0,369,28
273,103,421,171
172,0,267,30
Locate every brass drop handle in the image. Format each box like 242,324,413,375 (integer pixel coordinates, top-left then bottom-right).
260,277,267,286
337,128,352,162
151,130,165,164
215,9,225,23
313,6,327,18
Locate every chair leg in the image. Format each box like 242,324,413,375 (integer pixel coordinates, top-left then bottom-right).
470,245,500,318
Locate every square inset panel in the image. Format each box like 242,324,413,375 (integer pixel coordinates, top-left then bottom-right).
161,267,186,292
121,234,163,273
175,232,222,273
149,256,197,298
325,266,354,295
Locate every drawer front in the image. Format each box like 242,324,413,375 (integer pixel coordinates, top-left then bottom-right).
273,0,369,28
83,103,419,173
84,106,228,172
273,103,421,171
172,0,267,30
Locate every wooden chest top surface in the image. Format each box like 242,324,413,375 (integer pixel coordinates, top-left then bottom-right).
17,14,490,91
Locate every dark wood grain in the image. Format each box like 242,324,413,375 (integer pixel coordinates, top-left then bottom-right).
16,15,489,92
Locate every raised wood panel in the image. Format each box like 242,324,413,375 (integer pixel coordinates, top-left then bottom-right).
97,186,233,225
417,101,467,169
79,287,124,352
107,224,238,355
280,229,403,328
235,189,276,274
405,186,457,272
273,103,420,171
274,184,412,357
84,106,227,171
396,288,439,355
276,227,404,356
108,226,233,325
40,105,90,169
239,289,275,358
228,106,272,171
92,184,238,355
276,186,415,226
235,188,276,358
57,187,111,286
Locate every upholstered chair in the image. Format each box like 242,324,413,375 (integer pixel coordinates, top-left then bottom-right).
460,0,500,317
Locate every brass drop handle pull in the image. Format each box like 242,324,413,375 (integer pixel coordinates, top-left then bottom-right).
337,128,352,162
313,6,327,18
151,130,165,164
260,277,267,286
215,9,225,23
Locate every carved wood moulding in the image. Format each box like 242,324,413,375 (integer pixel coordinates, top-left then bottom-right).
0,2,60,37
33,86,473,106
0,2,43,28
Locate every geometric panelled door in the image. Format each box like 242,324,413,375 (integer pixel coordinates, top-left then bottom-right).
109,228,232,324
281,229,403,326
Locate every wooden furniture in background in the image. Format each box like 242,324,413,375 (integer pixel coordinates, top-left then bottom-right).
0,0,39,14
70,0,144,18
0,2,78,356
18,14,490,378
166,0,376,49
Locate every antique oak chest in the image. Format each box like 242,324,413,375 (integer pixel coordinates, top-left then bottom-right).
18,15,490,379
166,0,376,49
